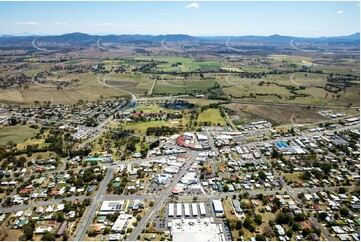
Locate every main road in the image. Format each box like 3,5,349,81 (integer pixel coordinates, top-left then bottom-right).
73,166,116,241
126,150,200,241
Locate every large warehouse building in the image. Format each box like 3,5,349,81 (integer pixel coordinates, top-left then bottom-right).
170,217,225,241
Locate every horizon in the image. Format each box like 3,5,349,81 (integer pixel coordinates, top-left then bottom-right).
1,31,360,39
0,1,359,37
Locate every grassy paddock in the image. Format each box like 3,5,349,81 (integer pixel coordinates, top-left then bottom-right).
0,125,38,146
197,108,226,126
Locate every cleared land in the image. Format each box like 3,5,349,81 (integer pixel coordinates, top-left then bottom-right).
124,120,186,135
0,125,38,146
197,108,227,126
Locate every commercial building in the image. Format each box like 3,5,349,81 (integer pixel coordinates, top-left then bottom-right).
100,200,124,214
212,200,224,217
170,217,225,241
111,214,132,233
155,174,172,185
169,203,174,217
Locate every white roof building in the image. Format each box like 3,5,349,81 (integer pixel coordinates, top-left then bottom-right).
111,214,132,233
170,218,225,242
100,200,124,214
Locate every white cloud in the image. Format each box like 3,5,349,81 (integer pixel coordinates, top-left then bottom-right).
53,22,68,26
13,21,40,25
185,2,199,9
336,10,344,14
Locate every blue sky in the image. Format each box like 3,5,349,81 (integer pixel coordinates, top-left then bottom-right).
0,1,359,37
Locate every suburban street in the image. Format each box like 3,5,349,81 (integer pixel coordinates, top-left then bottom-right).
73,166,116,241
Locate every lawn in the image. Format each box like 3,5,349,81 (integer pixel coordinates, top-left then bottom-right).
282,172,302,183
0,125,38,146
197,108,227,126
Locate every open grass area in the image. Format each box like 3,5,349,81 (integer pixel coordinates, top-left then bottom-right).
154,78,215,95
124,120,185,135
197,108,226,126
268,55,313,63
106,73,153,94
282,172,303,183
0,125,38,146
0,73,127,106
133,105,163,113
135,56,222,73
195,61,223,70
223,103,330,126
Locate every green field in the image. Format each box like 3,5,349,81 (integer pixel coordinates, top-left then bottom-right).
133,105,163,113
197,108,226,126
124,120,185,135
154,78,216,95
135,56,222,73
0,125,38,146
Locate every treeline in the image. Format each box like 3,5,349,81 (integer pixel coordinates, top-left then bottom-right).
49,64,91,72
146,126,180,136
0,73,31,89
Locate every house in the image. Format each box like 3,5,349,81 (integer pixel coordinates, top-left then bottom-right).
92,224,105,233
68,211,76,218
46,205,54,213
36,207,44,214
299,221,310,230
56,204,64,212
275,224,285,236
35,226,52,234
56,221,67,236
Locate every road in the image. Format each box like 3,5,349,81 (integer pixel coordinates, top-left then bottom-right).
98,74,137,101
278,167,338,241
222,106,238,131
126,151,200,241
73,166,115,241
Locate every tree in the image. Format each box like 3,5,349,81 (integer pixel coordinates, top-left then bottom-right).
292,222,301,231
103,227,111,235
286,229,293,238
236,220,243,230
223,184,229,192
318,213,327,221
339,187,348,194
243,217,253,230
255,234,266,241
276,212,291,224
23,225,34,240
340,208,349,217
41,232,56,241
62,233,69,241
258,171,267,181
55,212,65,222
254,214,262,225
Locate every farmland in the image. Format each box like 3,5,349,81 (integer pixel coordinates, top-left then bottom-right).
0,125,38,146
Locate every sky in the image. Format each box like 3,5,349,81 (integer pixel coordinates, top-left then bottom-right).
0,1,359,37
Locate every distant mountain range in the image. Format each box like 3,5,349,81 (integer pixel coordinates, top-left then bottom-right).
0,32,359,47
